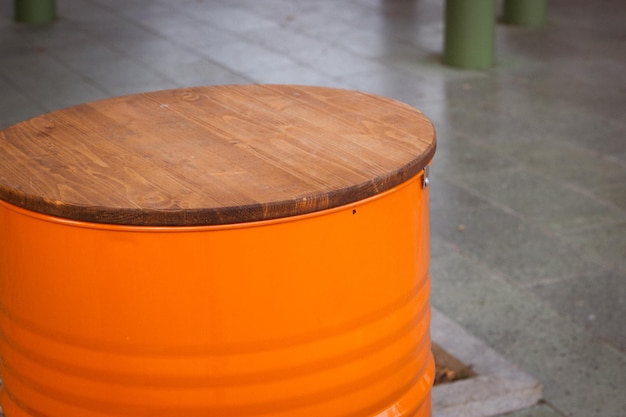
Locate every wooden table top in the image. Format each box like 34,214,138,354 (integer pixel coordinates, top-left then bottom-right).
0,85,436,226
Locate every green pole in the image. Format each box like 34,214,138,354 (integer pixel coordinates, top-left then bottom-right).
503,0,547,27
14,0,56,24
444,0,496,69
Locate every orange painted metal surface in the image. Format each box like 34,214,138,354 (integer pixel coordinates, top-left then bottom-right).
0,173,433,417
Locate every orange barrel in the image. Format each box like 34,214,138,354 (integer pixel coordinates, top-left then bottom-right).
0,85,436,417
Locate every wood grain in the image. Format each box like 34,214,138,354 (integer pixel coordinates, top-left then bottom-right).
0,85,436,225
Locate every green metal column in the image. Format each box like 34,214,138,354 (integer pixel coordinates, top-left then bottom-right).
444,0,496,69
14,0,56,24
503,0,547,27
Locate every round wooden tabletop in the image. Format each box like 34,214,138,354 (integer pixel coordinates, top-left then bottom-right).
0,85,436,226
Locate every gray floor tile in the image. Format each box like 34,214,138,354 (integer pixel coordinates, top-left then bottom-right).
529,269,626,351
68,5,157,46
353,0,444,27
308,0,442,46
8,18,94,51
430,178,604,285
484,136,626,191
430,252,626,417
58,0,112,20
117,3,215,37
429,174,494,214
0,77,47,127
340,69,436,109
245,63,341,87
248,28,390,78
547,0,625,38
298,46,390,78
0,52,109,111
211,0,305,22
112,37,203,70
445,72,626,155
594,182,626,212
182,5,279,34
198,39,297,76
242,26,333,60
310,25,429,61
155,58,251,88
279,3,361,35
459,167,624,233
0,27,27,56
442,101,542,146
430,234,458,261
430,132,522,179
141,15,239,48
46,41,176,96
559,221,626,273
497,24,625,97
493,403,564,417
442,97,624,167
239,8,393,77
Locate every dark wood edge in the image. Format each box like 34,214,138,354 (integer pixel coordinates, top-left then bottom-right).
0,143,435,226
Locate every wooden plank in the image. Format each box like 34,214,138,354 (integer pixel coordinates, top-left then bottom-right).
0,85,436,225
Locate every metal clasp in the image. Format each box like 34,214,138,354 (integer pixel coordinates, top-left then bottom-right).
422,165,430,189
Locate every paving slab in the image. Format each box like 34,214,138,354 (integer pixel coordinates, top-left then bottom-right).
431,309,542,417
